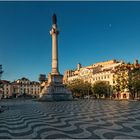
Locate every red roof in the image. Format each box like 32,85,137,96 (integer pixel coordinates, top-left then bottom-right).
0,80,10,84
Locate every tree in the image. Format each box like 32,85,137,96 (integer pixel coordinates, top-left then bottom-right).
83,81,92,97
92,81,111,99
66,79,92,98
113,63,132,93
128,67,140,99
0,65,3,80
135,80,140,96
113,62,140,100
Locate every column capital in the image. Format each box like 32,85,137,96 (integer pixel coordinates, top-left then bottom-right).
50,28,59,35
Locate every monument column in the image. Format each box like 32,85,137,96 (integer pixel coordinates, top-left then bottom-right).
50,14,59,75
39,14,73,101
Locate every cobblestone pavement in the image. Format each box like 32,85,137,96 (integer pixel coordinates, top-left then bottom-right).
0,99,140,139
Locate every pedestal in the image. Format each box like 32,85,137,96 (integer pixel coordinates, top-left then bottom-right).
39,74,73,101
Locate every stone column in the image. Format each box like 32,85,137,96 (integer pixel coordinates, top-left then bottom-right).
50,16,59,75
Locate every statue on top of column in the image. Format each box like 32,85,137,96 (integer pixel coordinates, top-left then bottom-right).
52,13,57,25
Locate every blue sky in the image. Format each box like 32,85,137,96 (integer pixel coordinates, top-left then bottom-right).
0,1,140,81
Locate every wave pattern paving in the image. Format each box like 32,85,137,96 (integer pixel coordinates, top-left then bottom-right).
0,99,140,139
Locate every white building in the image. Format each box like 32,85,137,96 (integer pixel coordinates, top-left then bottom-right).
64,59,122,86
12,77,40,97
0,77,41,99
64,59,140,100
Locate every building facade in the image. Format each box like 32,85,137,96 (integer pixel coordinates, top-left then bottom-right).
63,59,137,99
64,59,122,85
0,80,12,98
12,77,40,97
0,77,41,99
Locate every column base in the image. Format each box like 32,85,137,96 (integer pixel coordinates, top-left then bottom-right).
39,74,73,101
